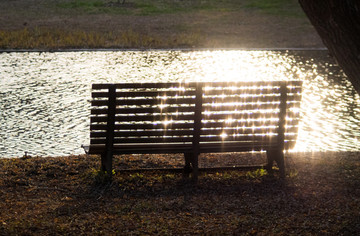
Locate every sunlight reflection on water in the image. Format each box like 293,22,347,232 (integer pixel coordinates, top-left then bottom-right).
0,50,359,157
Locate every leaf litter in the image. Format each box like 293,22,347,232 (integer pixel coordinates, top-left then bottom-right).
0,152,359,235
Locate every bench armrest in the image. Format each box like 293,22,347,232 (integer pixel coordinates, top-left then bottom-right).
81,145,90,154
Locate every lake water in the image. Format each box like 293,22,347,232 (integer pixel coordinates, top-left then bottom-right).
0,50,359,157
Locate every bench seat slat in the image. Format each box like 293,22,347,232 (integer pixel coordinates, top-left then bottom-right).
88,141,297,155
90,126,299,138
91,135,280,145
88,143,193,154
91,137,193,144
198,142,293,153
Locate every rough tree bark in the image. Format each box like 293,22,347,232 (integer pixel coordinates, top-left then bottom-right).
298,0,360,95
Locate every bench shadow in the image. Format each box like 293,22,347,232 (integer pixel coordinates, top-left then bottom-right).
83,169,294,201
54,171,298,222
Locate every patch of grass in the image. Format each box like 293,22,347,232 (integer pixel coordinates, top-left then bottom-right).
131,0,230,15
53,0,307,18
59,0,105,9
246,168,268,179
57,0,130,14
244,0,305,17
56,0,241,16
89,168,115,184
0,27,204,49
134,0,215,15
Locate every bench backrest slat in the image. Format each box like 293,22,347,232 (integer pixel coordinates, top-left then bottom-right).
90,122,194,130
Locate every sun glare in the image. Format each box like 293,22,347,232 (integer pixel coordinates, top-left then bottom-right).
190,51,295,82
220,132,228,138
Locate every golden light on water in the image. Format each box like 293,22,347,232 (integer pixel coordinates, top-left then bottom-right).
186,51,359,152
189,51,294,82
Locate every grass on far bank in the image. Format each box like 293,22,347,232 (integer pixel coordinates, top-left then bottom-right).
0,27,204,49
1,152,360,234
56,0,304,17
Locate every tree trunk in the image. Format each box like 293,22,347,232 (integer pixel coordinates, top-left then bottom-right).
298,0,360,95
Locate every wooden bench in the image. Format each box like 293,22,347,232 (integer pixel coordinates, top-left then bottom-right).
87,81,302,180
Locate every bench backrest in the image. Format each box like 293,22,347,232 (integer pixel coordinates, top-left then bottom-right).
89,81,302,154
90,83,198,154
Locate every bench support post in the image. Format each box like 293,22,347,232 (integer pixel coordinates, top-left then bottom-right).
191,83,203,183
102,84,117,178
266,82,287,178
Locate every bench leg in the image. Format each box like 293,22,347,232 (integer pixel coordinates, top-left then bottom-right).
192,152,199,183
183,152,199,183
183,153,193,178
101,151,113,176
266,149,285,178
265,150,275,175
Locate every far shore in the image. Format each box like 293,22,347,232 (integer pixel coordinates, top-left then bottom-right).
0,0,325,50
0,47,328,53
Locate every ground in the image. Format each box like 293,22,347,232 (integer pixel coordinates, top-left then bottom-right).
1,152,360,235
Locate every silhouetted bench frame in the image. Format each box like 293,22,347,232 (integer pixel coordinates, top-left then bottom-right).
87,81,302,180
